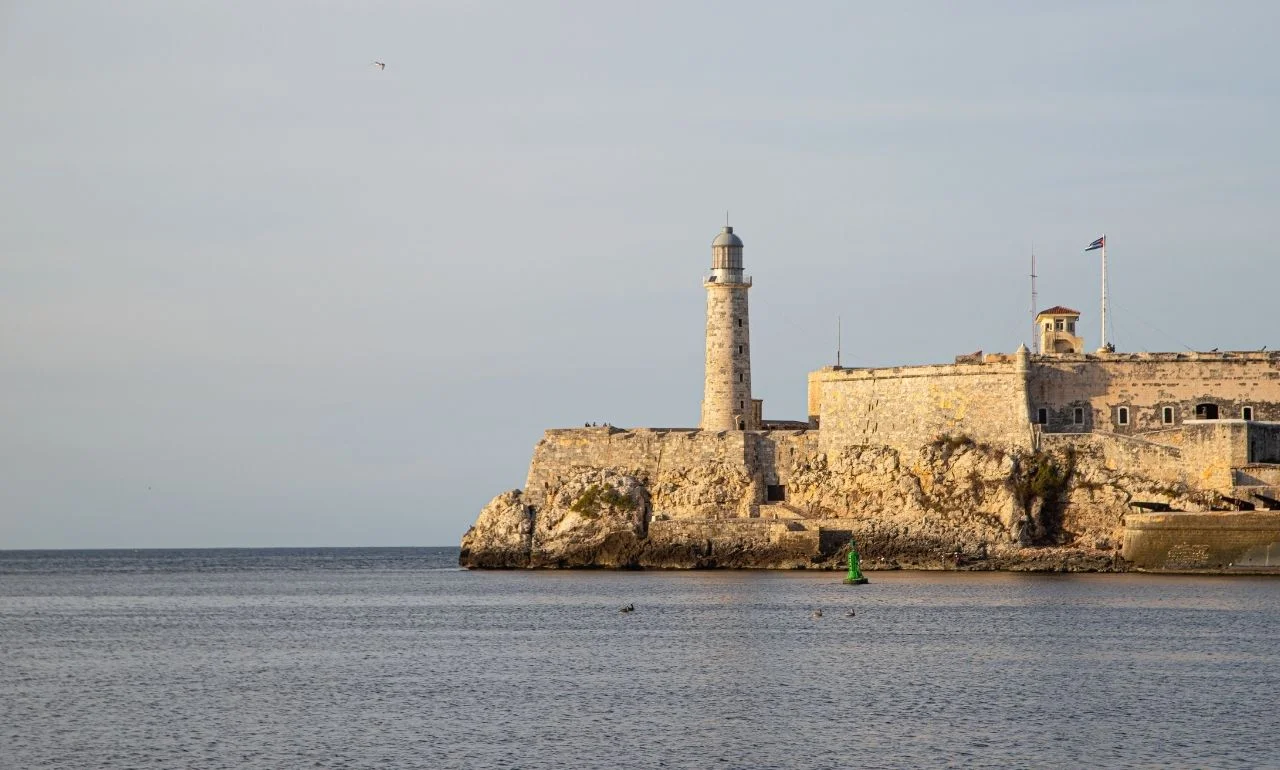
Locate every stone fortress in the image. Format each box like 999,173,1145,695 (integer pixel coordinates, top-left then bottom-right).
461,227,1280,572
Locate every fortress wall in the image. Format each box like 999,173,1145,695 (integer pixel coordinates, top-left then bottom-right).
1178,422,1249,491
1041,432,1188,490
649,518,794,543
1123,511,1280,570
749,430,822,487
1029,354,1280,435
523,428,828,514
1041,422,1248,494
523,428,752,508
1234,464,1280,487
647,518,822,562
1246,422,1280,464
810,362,1032,454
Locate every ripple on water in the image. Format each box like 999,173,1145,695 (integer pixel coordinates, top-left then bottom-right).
1,551,1278,769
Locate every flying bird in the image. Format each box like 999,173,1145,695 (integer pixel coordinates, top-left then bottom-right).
372,61,386,70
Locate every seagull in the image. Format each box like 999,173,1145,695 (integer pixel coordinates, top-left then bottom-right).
372,61,386,70
845,608,856,617
811,609,823,619
619,603,635,613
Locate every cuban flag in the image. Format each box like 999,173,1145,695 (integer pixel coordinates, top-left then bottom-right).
1085,236,1106,252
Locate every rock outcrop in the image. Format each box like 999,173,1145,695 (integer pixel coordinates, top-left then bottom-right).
460,431,1226,570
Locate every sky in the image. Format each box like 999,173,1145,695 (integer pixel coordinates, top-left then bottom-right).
3,1,1278,548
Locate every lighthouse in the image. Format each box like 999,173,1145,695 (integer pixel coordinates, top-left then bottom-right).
700,226,755,431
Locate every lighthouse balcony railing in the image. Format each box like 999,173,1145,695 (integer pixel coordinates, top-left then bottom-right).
704,275,752,286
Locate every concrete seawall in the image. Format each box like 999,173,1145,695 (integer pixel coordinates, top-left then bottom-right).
1123,512,1280,571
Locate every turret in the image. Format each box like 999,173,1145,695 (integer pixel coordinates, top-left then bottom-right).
1036,306,1084,355
701,226,756,431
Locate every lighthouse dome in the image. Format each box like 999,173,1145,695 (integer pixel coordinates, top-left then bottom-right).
712,226,743,247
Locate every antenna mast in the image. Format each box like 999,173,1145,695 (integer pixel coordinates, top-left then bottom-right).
1030,247,1038,353
836,315,842,367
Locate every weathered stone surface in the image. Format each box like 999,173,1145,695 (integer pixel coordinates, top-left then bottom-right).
459,433,1165,570
528,469,650,568
458,491,533,568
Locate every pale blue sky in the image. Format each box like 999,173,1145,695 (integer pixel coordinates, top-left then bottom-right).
3,1,1278,547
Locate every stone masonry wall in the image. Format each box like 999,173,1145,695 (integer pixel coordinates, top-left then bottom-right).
809,362,1033,454
520,427,826,519
1040,421,1254,495
523,427,753,515
1123,511,1280,570
1040,432,1187,489
748,430,822,487
1247,422,1280,464
1029,352,1280,435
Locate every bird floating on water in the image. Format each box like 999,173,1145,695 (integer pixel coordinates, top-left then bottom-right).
619,603,635,613
372,61,386,70
811,609,823,619
845,609,856,617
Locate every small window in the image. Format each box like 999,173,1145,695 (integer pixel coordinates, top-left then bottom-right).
1044,323,1052,333
1067,321,1076,334
1055,319,1064,331
1195,403,1219,420
737,318,742,328
1036,408,1047,425
737,345,743,354
1074,407,1084,424
738,373,743,382
1117,407,1129,426
766,484,786,502
740,401,744,409
1163,407,1174,424
1243,406,1254,421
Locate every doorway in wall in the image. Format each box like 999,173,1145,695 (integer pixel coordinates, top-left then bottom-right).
1195,403,1220,419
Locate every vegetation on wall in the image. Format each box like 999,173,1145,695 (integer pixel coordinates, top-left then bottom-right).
570,484,637,519
931,433,975,461
1012,449,1075,545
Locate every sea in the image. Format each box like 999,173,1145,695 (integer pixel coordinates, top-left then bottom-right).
1,547,1277,770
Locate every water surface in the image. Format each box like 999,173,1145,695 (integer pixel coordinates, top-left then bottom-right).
2,548,1276,769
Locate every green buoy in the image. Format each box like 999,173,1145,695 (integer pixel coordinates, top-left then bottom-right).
843,539,868,585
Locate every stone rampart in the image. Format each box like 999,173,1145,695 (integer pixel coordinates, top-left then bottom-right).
523,427,754,513
521,427,830,518
1040,431,1187,489
808,362,1032,453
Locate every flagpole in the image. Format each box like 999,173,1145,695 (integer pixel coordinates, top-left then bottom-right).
1099,235,1108,352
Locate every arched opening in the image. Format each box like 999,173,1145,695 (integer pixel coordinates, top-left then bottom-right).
1195,403,1219,420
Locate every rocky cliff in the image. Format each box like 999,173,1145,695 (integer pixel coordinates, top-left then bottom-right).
459,430,1220,571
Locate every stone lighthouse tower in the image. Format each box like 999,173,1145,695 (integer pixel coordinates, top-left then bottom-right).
700,225,755,431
